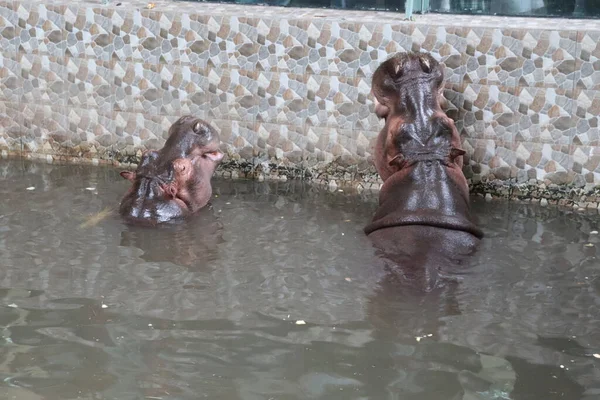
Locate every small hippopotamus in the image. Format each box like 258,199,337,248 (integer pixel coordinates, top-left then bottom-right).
365,52,483,291
119,116,224,225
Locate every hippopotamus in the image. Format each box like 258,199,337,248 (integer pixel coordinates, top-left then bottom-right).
119,116,224,225
365,52,484,291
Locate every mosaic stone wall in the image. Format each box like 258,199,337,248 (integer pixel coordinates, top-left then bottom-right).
1,0,600,204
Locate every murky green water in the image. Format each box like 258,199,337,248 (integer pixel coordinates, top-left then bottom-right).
0,158,599,400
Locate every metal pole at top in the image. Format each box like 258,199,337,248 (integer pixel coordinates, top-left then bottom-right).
405,0,414,19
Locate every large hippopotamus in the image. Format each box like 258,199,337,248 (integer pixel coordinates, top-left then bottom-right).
119,116,224,225
365,52,484,291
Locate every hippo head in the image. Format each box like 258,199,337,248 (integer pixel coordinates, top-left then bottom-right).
118,116,225,225
119,151,192,225
370,52,464,182
162,115,224,174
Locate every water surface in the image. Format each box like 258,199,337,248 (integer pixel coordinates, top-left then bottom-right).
1,159,599,399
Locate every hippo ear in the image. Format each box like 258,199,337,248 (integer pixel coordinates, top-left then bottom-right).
418,55,431,73
387,153,405,168
204,150,224,162
120,171,136,182
449,147,466,160
193,121,205,134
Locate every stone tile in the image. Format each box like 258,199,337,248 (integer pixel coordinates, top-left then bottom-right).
514,86,575,145
401,24,468,84
66,57,113,114
511,141,572,183
570,145,600,185
0,52,22,103
21,103,68,155
518,29,577,90
464,28,578,90
65,5,114,61
572,89,600,147
256,18,312,74
303,125,366,165
355,74,381,131
257,71,308,126
446,83,518,142
207,68,258,122
112,110,179,152
306,75,359,130
114,61,207,116
323,21,361,77
111,9,232,68
354,23,398,79
255,122,306,162
225,16,261,71
574,31,600,91
156,12,228,68
461,138,515,181
320,21,411,79
111,9,171,65
0,1,20,54
19,52,68,106
59,107,116,159
0,102,25,153
463,28,522,87
14,2,67,57
254,18,280,73
208,119,258,160
177,65,211,118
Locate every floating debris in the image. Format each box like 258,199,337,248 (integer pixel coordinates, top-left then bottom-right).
225,202,231,205
101,304,108,309
585,243,595,247
415,333,433,342
79,208,113,229
591,231,599,235
341,233,345,236
85,187,96,191
148,323,153,327
345,277,352,282
8,303,18,308
344,219,351,222
146,2,156,9
26,186,35,191
593,354,600,359
295,320,306,325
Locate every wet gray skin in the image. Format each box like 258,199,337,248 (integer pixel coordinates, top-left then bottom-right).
1,159,600,400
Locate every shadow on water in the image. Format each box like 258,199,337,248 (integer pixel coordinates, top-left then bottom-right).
0,159,599,399
119,208,225,270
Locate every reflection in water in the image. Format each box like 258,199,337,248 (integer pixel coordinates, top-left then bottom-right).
119,208,224,269
1,159,600,399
